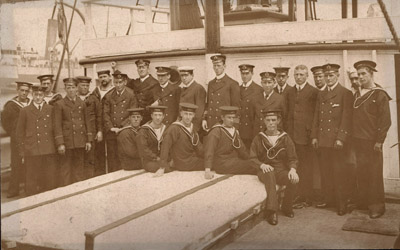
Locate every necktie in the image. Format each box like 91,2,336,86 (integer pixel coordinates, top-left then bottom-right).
38,105,41,111
279,87,282,94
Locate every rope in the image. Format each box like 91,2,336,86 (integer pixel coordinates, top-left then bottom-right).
377,0,400,52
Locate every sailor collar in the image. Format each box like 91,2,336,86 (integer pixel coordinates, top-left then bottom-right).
259,131,287,159
172,121,199,146
212,124,242,149
10,96,31,108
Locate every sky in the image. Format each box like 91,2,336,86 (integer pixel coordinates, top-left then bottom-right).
0,0,397,61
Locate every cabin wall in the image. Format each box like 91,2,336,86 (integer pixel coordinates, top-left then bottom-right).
85,49,399,180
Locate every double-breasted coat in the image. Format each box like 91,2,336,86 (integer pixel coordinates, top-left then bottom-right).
152,82,181,126
205,75,240,128
239,81,264,142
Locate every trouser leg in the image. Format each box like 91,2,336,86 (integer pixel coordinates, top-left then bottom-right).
276,169,295,212
257,171,278,212
39,154,57,192
59,150,72,187
294,144,313,201
8,138,23,195
24,155,40,196
106,139,120,173
94,140,106,176
71,148,85,184
353,139,371,210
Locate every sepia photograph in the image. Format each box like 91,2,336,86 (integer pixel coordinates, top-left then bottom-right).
1,0,400,249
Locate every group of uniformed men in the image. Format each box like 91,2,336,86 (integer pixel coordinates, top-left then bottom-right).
2,54,391,226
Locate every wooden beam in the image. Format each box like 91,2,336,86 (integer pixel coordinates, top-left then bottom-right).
395,53,400,171
342,0,348,18
288,0,295,21
204,0,220,53
352,0,358,18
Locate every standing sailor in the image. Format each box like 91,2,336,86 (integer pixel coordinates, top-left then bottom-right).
202,54,240,131
76,76,102,179
238,64,263,149
117,108,144,170
286,65,318,208
127,59,158,124
103,70,137,172
252,72,286,137
137,106,169,173
2,81,32,198
16,85,57,196
352,60,391,219
54,78,93,186
37,74,63,105
311,63,353,215
178,66,206,132
311,66,327,91
92,69,114,176
151,66,181,126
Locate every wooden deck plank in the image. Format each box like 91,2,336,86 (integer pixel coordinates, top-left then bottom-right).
1,172,225,250
94,175,265,250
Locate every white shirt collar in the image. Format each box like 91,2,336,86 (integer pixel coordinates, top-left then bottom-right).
223,126,236,137
140,74,150,82
160,81,169,89
279,83,287,91
179,79,194,88
296,82,307,91
33,102,43,109
319,84,327,91
241,79,253,88
216,72,226,80
177,120,193,133
328,81,339,91
116,88,125,96
263,91,274,100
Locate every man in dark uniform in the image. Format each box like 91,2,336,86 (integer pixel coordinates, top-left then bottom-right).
178,66,206,132
117,108,144,170
2,81,32,197
54,78,93,186
76,76,102,179
273,67,293,126
286,65,318,208
251,72,285,137
37,74,63,105
103,70,137,172
157,103,204,177
204,106,295,225
151,66,181,126
311,65,327,91
16,85,57,196
92,69,114,176
352,60,391,219
137,106,169,173
202,54,240,131
250,109,299,225
127,59,158,124
311,63,353,215
238,64,263,149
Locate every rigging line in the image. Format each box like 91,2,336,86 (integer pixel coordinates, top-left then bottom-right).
377,0,400,52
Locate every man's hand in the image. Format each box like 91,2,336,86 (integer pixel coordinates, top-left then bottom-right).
110,128,119,133
205,168,214,180
202,120,209,131
374,142,383,152
154,168,165,177
85,142,92,152
288,168,299,184
260,164,274,173
311,138,318,149
95,131,103,142
58,144,66,155
334,140,344,150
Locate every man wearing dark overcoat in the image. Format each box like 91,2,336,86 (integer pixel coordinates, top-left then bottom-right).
178,66,206,132
311,63,353,215
251,72,285,137
54,78,94,186
127,59,158,124
151,66,181,126
238,64,264,149
2,81,32,197
286,64,318,208
352,60,391,219
202,54,240,131
273,67,293,127
16,85,57,195
76,76,102,179
91,69,114,176
103,70,137,172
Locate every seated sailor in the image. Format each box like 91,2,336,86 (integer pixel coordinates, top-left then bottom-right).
156,103,204,177
249,109,299,225
137,106,170,173
117,108,145,170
